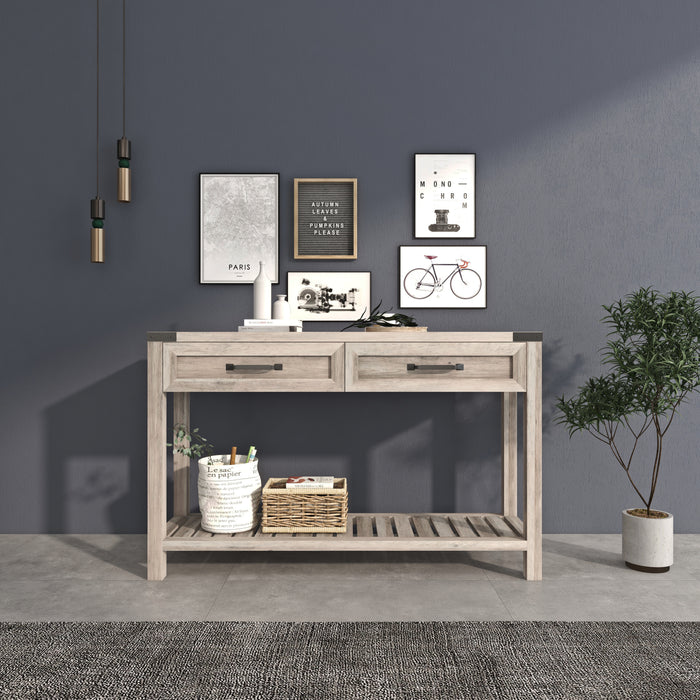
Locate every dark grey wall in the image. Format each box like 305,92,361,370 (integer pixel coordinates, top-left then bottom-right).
1,0,699,534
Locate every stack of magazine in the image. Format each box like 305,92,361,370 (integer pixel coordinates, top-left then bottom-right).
238,319,303,333
285,476,335,489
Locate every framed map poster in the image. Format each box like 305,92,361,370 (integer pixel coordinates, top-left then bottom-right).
200,173,279,283
414,154,475,238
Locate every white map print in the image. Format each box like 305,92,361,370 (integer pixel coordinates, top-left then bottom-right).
200,174,278,283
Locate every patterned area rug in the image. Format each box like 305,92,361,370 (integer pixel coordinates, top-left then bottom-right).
0,621,697,699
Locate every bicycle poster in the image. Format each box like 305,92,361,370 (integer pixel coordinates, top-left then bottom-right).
414,154,475,239
399,246,486,309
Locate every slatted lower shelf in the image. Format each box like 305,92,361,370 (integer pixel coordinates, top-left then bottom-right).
163,513,526,551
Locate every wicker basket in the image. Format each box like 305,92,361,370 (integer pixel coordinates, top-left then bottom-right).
261,478,348,533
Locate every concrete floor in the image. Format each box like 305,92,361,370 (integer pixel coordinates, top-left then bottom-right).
0,534,698,622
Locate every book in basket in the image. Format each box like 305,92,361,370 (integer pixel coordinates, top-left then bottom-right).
285,476,335,489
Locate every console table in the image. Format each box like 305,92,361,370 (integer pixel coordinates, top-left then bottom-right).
147,331,542,581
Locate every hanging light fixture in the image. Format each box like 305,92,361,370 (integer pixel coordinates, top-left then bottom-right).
91,0,105,263
117,0,131,202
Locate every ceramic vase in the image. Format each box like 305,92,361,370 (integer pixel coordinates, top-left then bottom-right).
253,261,271,319
272,294,291,320
622,508,673,572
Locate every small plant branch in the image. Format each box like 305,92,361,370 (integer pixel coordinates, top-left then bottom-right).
342,300,419,331
167,424,214,461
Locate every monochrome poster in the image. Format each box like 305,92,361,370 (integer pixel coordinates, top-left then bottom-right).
288,271,371,321
414,154,475,238
200,173,279,283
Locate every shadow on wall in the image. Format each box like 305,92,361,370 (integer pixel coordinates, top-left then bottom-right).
191,337,585,517
41,339,583,533
44,361,152,534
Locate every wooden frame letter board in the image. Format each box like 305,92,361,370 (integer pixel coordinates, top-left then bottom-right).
294,178,357,259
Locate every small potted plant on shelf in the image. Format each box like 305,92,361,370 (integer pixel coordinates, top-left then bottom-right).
342,301,427,331
169,425,214,463
169,425,261,534
556,288,700,572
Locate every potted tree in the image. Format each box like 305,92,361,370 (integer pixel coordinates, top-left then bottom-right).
556,288,700,572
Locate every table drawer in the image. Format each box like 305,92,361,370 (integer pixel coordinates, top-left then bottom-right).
345,342,527,392
163,342,344,392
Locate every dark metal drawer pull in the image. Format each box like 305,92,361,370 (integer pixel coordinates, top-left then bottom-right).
226,363,283,371
407,363,464,371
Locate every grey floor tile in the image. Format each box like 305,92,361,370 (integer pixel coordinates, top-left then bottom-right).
1,535,699,621
491,578,700,621
208,577,511,621
0,535,216,581
212,551,488,582
471,535,698,581
0,535,147,581
0,578,226,621
674,534,700,578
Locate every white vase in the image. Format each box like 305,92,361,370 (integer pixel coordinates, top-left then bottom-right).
272,294,291,320
253,261,271,319
197,455,262,533
622,508,673,572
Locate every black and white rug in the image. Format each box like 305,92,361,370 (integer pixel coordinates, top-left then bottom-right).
0,621,697,699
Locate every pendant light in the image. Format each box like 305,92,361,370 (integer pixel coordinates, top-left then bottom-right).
117,0,131,202
91,0,105,263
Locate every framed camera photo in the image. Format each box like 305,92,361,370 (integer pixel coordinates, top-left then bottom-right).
414,154,475,239
294,178,357,259
288,271,370,321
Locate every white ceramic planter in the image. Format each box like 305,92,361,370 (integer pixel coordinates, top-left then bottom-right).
272,294,291,320
197,455,261,533
622,508,673,572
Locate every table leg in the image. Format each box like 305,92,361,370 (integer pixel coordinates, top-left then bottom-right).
147,341,167,581
501,392,518,517
523,341,542,581
173,392,190,517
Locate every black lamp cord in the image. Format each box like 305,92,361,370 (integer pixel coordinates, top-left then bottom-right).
122,0,126,138
96,0,100,198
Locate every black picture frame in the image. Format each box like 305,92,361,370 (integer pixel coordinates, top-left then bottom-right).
200,173,279,284
398,245,487,309
288,271,371,321
414,154,475,239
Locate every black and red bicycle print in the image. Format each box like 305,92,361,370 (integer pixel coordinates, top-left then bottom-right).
402,254,482,300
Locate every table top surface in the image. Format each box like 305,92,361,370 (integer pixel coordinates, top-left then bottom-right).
147,331,543,343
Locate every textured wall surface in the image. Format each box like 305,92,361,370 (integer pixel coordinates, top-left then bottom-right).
1,0,699,533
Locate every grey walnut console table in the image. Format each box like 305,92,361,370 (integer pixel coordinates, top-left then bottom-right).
147,331,542,581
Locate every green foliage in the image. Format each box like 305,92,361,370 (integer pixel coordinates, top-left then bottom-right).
167,425,214,460
556,288,700,513
342,300,419,330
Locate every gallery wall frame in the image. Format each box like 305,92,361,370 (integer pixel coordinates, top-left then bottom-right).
288,271,371,321
294,178,358,259
414,154,475,239
200,173,279,284
399,245,486,309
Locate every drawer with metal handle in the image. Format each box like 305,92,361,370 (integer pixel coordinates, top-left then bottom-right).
162,342,344,392
345,342,527,392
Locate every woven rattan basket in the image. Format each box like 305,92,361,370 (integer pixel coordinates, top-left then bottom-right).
261,478,348,533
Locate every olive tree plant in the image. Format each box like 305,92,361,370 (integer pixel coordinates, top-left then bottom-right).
556,288,700,516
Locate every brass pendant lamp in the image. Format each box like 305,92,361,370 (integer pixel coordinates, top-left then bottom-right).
118,0,131,202
91,0,105,263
